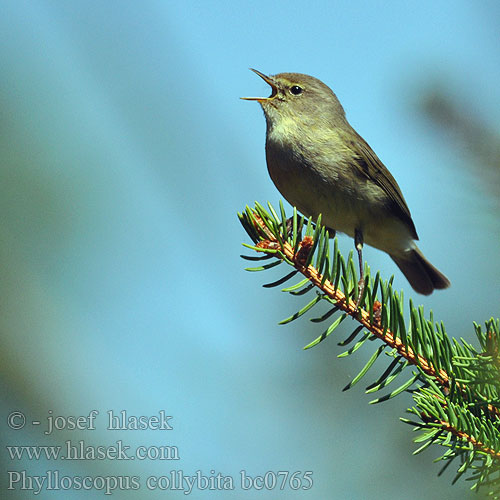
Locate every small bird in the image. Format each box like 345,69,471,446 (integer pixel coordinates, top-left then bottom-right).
242,69,450,295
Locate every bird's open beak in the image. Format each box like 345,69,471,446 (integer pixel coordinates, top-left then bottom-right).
241,68,278,102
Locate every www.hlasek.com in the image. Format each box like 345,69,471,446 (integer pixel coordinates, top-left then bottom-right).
6,440,179,461
7,470,314,495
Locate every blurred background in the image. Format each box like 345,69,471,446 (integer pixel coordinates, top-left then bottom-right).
1,1,499,498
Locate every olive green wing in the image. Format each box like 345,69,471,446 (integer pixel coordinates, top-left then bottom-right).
346,130,419,240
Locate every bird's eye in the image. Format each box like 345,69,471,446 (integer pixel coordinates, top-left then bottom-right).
290,85,303,95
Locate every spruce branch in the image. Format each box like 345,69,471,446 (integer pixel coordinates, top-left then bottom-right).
239,201,500,495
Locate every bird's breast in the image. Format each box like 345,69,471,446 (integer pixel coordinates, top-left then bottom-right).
264,137,413,254
266,136,353,225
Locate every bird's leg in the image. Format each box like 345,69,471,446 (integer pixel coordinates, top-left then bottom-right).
354,229,365,311
286,215,334,240
326,227,336,238
285,216,304,239
285,217,294,238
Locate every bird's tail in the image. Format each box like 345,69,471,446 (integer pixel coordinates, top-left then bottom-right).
391,247,450,295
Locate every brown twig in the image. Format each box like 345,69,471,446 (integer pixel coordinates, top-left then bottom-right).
250,212,500,421
254,231,450,386
436,419,500,460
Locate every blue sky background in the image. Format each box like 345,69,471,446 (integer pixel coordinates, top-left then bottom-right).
1,1,499,498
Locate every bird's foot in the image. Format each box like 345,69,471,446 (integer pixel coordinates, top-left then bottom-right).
354,277,365,313
284,216,303,240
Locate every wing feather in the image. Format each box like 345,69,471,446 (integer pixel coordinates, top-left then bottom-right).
345,130,419,240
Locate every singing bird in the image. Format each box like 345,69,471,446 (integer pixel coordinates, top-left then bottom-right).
242,69,450,295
